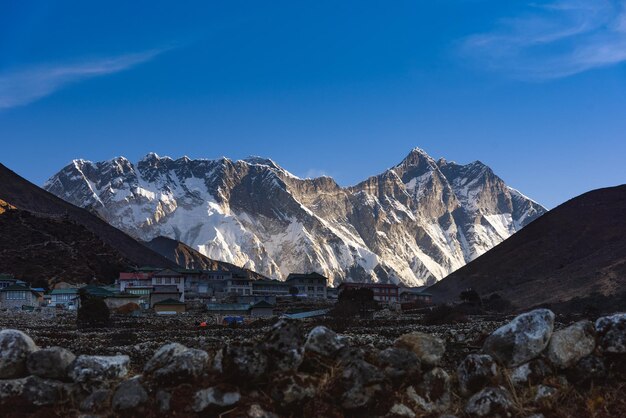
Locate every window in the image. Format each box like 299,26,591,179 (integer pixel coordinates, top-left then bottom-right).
174,278,180,284
7,291,26,300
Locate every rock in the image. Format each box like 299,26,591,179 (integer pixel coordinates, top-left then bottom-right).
534,385,558,402
0,377,27,401
193,385,241,412
21,376,66,406
80,389,112,412
465,386,514,417
304,326,345,357
271,373,318,406
388,403,416,417
377,348,421,384
566,355,607,385
547,320,596,368
0,376,66,406
156,389,171,413
394,332,445,367
595,313,626,353
406,368,451,413
262,320,306,371
144,343,208,384
0,329,38,378
69,355,129,388
457,354,498,396
222,343,269,382
112,377,148,411
27,346,76,380
338,358,387,410
483,309,555,367
247,403,279,418
510,359,552,386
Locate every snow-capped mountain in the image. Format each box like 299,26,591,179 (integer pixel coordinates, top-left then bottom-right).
44,148,545,286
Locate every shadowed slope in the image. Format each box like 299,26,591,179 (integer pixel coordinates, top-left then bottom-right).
429,185,626,308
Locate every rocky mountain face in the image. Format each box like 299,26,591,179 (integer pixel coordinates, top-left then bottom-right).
44,148,545,286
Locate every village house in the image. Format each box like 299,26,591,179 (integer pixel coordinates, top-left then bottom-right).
249,300,275,317
225,275,253,296
185,270,231,299
118,271,153,292
0,274,17,289
399,287,433,305
151,269,185,301
153,298,186,315
286,272,328,299
0,284,42,309
49,288,81,309
206,303,251,315
150,285,181,308
251,278,289,297
337,282,400,304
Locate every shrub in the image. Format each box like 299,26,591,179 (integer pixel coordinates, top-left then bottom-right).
77,297,110,328
332,288,379,318
422,304,468,325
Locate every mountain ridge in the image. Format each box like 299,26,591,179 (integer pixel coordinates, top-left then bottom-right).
44,148,546,286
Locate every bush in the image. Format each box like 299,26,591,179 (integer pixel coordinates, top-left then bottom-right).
332,288,379,318
77,297,110,328
483,293,513,313
422,304,468,325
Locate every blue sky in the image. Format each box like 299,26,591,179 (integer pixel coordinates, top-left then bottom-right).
1,0,625,208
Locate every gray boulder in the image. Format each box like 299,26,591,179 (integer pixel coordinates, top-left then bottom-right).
547,320,596,368
193,385,241,412
222,343,269,382
27,346,76,380
0,329,38,378
69,355,129,388
304,326,345,357
270,373,318,405
566,355,607,385
457,354,498,396
112,377,148,411
510,359,552,386
80,389,112,412
465,386,514,417
0,376,66,406
483,309,555,367
595,313,626,353
144,343,208,383
377,347,421,384
262,320,306,371
394,332,445,367
406,367,451,413
339,358,387,410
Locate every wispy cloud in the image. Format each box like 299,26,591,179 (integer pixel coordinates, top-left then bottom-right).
0,48,168,109
458,0,626,80
304,168,330,179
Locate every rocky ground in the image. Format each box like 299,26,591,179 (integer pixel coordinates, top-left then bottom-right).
0,309,625,417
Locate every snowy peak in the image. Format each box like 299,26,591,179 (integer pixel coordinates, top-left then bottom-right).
44,148,547,286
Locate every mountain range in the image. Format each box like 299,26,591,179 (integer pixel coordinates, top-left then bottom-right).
44,148,545,286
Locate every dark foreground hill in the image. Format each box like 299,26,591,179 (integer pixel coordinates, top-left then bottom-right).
144,236,268,280
429,185,626,310
0,163,176,284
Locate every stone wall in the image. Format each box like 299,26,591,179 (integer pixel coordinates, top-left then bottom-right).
0,309,625,417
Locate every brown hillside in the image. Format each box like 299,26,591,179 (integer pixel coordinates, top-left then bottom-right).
429,185,626,309
0,163,175,273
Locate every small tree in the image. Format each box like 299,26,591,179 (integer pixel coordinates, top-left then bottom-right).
77,288,110,328
333,288,378,318
460,288,482,306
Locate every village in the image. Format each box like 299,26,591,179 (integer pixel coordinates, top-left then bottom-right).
0,269,434,320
